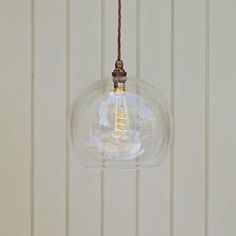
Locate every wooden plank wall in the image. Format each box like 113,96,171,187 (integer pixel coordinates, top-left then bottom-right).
0,0,236,236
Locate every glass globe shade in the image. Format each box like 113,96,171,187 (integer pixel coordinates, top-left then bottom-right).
69,78,172,169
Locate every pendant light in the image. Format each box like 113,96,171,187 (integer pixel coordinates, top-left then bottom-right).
69,0,173,169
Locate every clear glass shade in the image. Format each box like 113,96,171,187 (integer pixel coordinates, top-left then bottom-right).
69,78,172,169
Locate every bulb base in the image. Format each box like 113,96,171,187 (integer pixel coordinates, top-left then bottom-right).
113,77,127,91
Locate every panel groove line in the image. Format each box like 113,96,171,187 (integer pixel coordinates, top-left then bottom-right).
66,0,71,235
31,0,35,236
135,0,140,236
205,0,210,236
170,0,175,235
100,0,105,236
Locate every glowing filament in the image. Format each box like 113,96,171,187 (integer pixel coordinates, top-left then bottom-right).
114,104,127,140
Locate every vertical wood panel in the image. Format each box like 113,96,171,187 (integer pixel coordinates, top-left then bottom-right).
0,1,31,236
209,1,236,236
69,1,102,236
174,0,206,236
139,1,172,236
103,1,137,236
34,0,67,235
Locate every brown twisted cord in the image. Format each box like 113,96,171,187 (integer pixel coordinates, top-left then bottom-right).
117,0,121,60
112,0,127,78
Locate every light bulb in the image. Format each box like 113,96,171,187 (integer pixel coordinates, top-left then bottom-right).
69,77,172,169
91,80,145,161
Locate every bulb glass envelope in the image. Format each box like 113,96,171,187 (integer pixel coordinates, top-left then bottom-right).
69,78,172,169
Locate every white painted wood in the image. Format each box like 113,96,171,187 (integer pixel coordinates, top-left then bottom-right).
0,1,31,236
103,1,137,236
69,1,102,236
34,0,67,235
174,0,206,236
139,1,172,236
1,1,236,236
209,1,236,236
104,170,136,236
